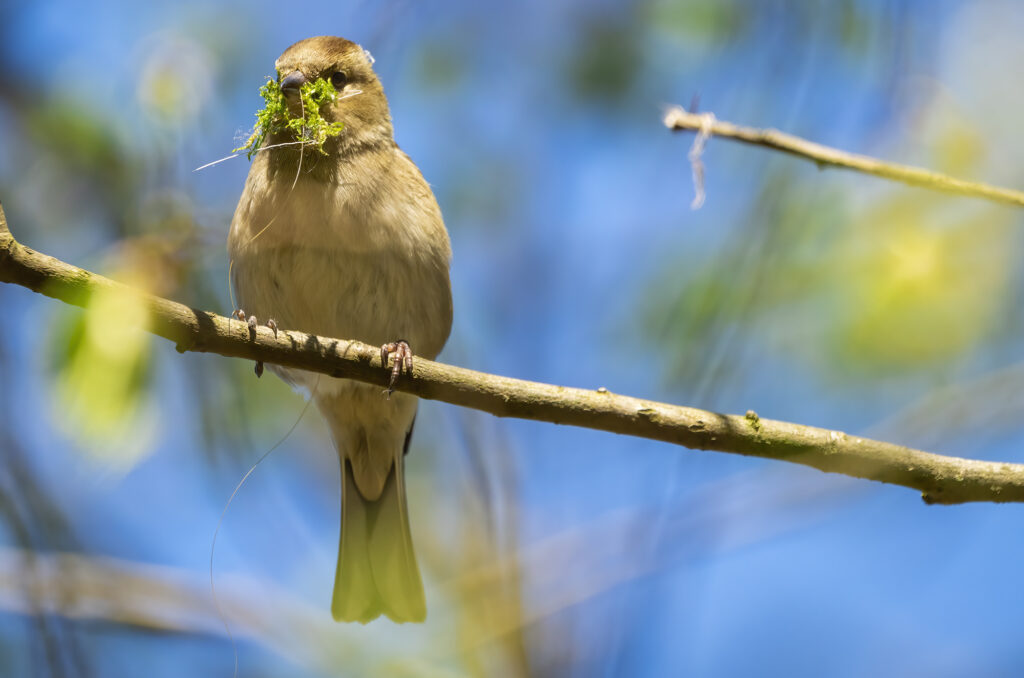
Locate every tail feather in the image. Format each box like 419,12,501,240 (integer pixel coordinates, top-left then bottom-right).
333,456,426,623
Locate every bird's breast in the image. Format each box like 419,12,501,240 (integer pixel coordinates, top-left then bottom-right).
227,173,452,362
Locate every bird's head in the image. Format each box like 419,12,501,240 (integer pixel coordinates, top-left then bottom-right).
270,36,393,157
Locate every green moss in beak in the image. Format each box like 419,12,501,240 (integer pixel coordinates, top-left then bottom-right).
234,77,346,158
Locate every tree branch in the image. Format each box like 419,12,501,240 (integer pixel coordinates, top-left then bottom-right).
0,547,368,669
663,107,1024,208
2,201,1023,505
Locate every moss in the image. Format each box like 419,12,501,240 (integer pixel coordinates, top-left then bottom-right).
234,76,345,158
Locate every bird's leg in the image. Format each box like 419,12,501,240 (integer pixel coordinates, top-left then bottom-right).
380,340,413,396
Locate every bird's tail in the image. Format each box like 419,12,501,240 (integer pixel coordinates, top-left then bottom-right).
333,452,426,623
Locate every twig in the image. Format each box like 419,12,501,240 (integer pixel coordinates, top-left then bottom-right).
2,202,1023,505
663,106,1024,208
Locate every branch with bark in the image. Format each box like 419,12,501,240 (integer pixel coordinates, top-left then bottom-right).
663,106,1024,208
3,202,1023,505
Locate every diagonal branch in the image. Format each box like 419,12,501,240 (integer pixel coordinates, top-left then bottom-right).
2,202,1023,505
663,106,1024,208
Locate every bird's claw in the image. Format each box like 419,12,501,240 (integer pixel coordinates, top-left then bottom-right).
233,309,279,337
233,309,277,377
380,340,413,396
232,308,258,336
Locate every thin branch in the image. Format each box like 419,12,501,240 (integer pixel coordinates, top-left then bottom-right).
0,547,379,671
663,106,1024,208
2,202,1023,505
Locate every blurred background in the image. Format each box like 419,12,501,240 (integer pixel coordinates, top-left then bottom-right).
1,0,1024,676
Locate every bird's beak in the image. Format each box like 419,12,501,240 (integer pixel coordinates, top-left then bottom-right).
280,70,307,96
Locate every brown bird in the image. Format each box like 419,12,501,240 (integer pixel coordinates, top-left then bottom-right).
227,36,453,623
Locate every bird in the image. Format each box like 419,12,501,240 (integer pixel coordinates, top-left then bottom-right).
227,35,453,623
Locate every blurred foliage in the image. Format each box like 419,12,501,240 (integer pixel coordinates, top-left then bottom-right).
567,13,644,104
647,92,1021,401
413,37,467,93
645,169,836,397
25,103,129,180
136,33,214,126
22,100,139,240
48,268,157,470
827,196,1012,373
645,0,748,47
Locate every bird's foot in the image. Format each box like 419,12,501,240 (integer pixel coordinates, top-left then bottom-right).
233,309,259,336
232,309,278,337
232,309,278,377
380,340,413,397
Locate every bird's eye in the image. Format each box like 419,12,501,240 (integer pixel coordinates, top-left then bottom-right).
330,71,348,89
